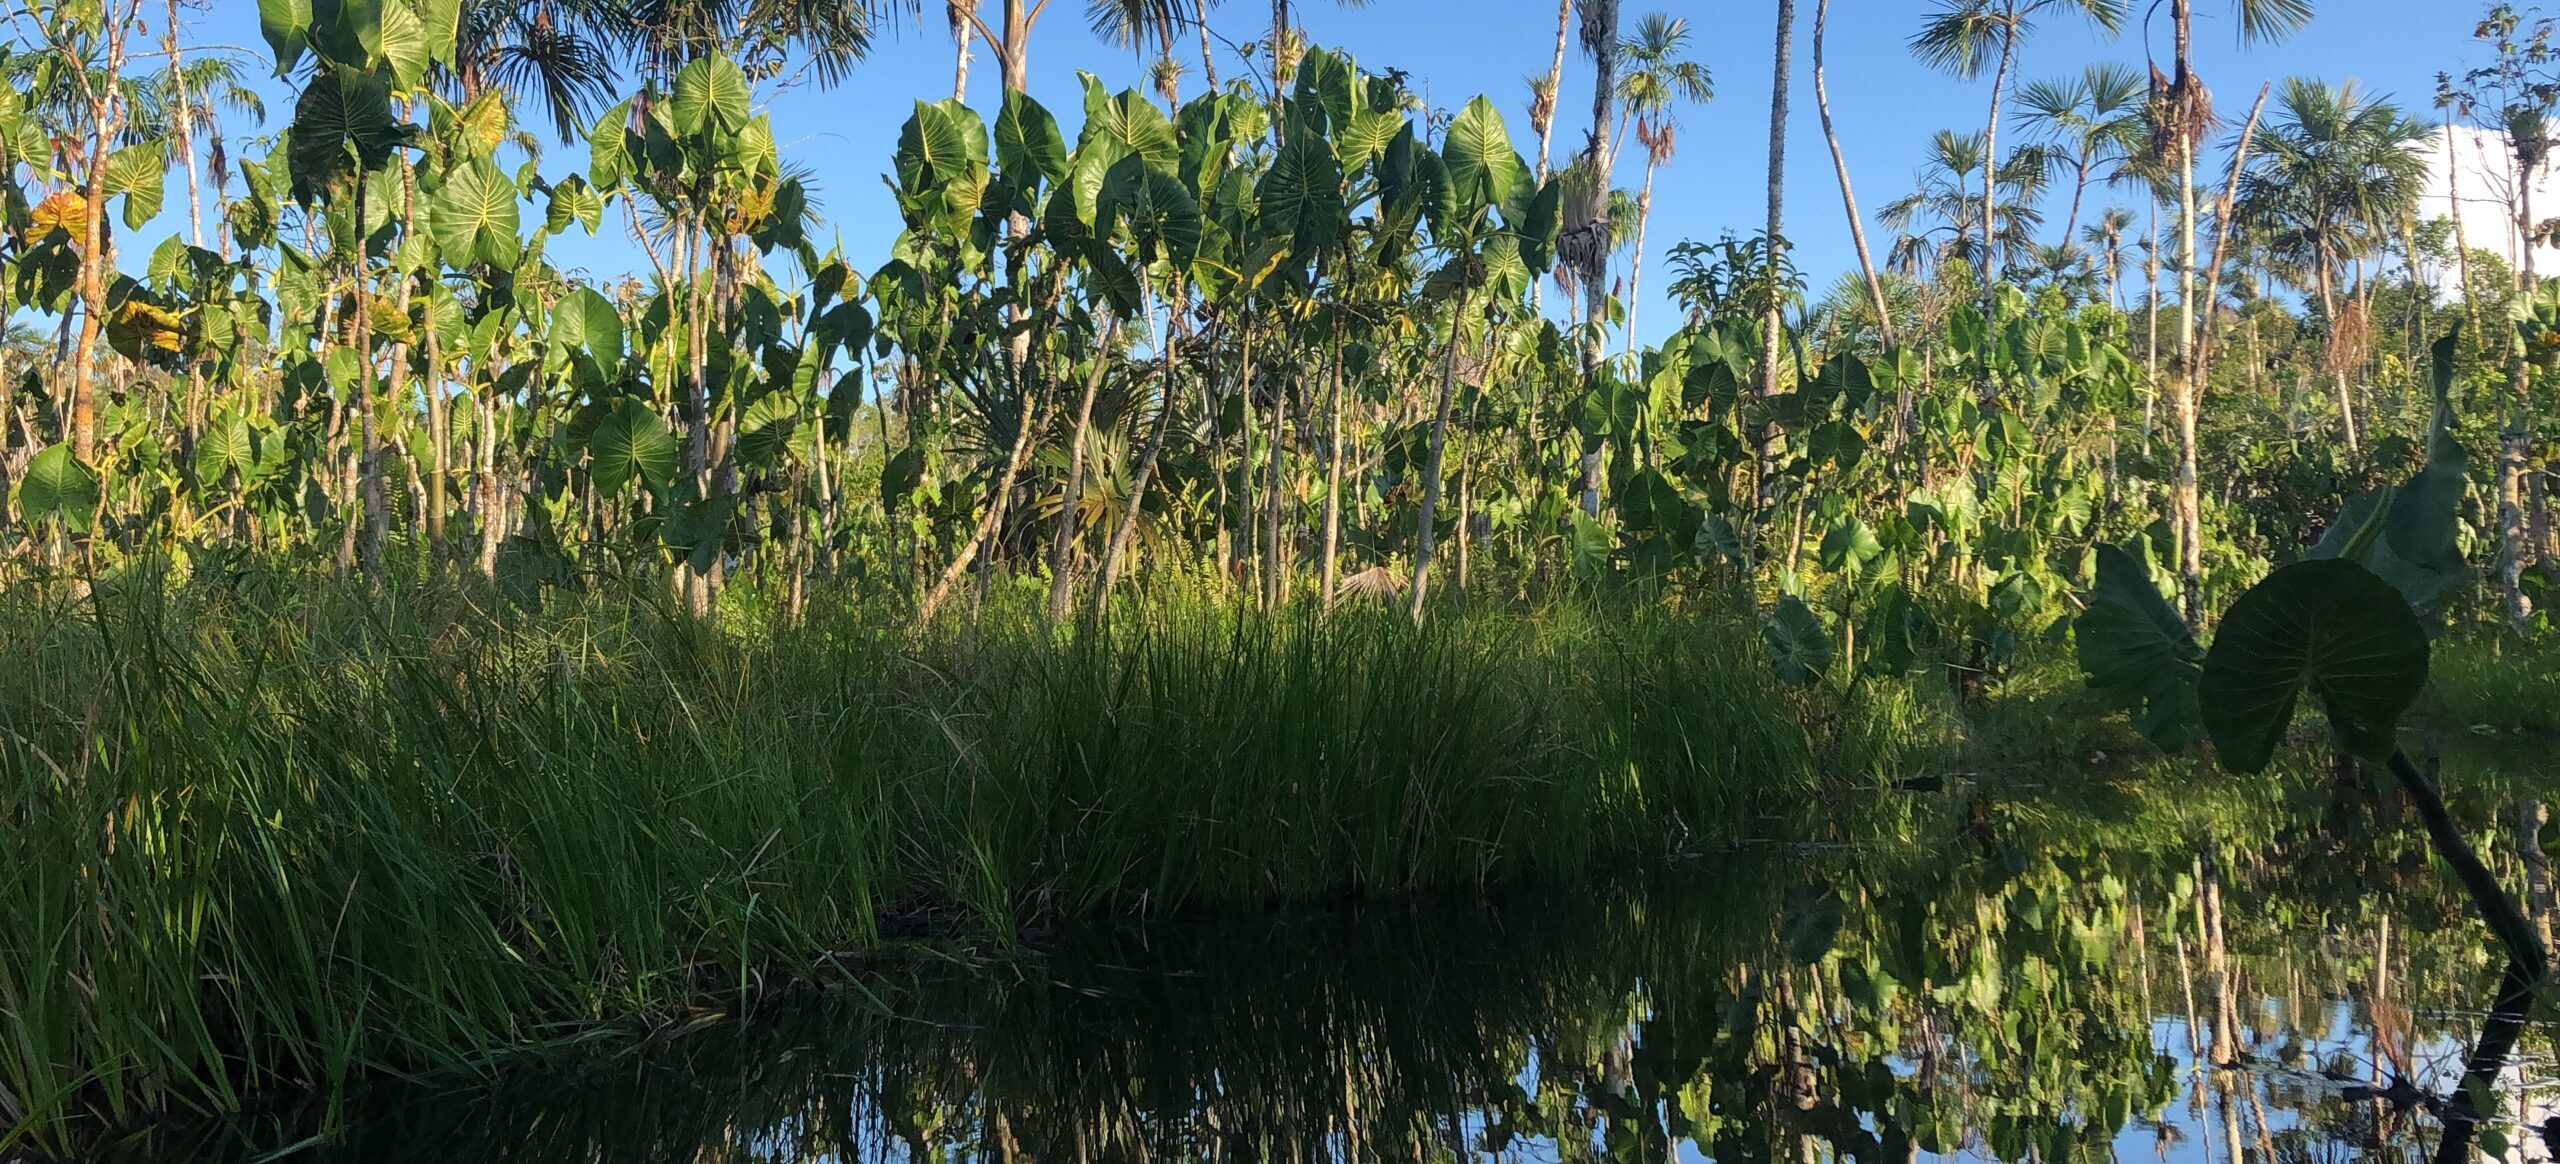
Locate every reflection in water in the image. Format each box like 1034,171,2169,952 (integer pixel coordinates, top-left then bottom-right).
124,762,2559,1163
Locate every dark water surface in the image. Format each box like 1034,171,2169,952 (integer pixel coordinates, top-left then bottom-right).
123,766,2560,1163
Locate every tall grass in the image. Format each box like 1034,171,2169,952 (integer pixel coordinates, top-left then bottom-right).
0,567,1945,1151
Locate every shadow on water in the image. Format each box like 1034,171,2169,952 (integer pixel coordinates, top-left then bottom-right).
101,753,2560,1163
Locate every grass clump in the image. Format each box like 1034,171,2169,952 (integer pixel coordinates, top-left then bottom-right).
0,567,1944,1150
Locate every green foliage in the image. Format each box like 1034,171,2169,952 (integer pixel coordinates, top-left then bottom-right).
2075,544,2205,751
2198,559,2431,772
587,399,678,495
1764,595,1834,686
14,444,99,532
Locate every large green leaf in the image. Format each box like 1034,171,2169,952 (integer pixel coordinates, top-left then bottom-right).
1099,153,1201,269
544,174,604,235
2198,558,2429,773
1439,96,1521,217
588,398,678,494
431,159,520,269
258,0,311,74
588,99,634,189
549,287,623,361
994,89,1067,192
101,143,165,230
895,99,988,195
2075,543,2205,752
287,67,399,201
669,56,751,138
370,0,431,89
15,443,99,532
193,410,260,487
1075,76,1180,173
1818,514,1884,577
1258,137,1342,257
1764,595,1833,686
2307,328,2468,608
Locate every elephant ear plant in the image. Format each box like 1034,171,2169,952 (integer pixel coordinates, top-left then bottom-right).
2078,328,2543,1130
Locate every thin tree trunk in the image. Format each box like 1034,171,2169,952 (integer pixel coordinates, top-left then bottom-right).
921,381,1049,624
1624,157,1657,358
1318,317,1347,611
1758,0,1794,514
1047,316,1121,620
1408,282,1476,622
2503,133,2541,624
1976,10,2018,281
950,0,975,99
1093,291,1181,621
2170,4,2202,626
1814,0,1895,348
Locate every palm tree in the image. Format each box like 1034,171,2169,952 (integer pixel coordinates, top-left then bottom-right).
1563,0,1623,515
2011,62,2145,250
1908,0,2125,280
1878,129,2053,279
1614,14,1711,354
2080,204,2137,305
2146,0,2315,626
2233,77,2428,452
453,0,620,142
1760,0,1793,500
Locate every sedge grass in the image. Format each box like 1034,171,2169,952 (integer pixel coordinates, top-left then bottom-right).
0,565,1945,1151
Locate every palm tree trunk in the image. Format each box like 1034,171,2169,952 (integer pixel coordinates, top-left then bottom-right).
1976,8,2018,281
1758,0,1794,515
1571,0,1623,518
1408,282,1476,622
1624,157,1658,358
950,0,975,99
2171,0,2202,625
1814,0,1894,348
1046,316,1120,620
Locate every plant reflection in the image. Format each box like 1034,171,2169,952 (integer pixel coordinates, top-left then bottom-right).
124,755,2555,1164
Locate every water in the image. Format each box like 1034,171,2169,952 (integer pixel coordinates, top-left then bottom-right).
119,768,2560,1163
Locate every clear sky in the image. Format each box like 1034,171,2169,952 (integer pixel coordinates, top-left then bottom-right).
151,0,2499,343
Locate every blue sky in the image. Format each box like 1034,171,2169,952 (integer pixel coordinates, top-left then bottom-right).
155,0,2494,343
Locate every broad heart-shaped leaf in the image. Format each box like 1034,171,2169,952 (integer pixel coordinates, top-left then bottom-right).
15,443,99,532
259,0,311,74
1865,583,1925,677
669,56,750,138
2307,327,2468,609
588,98,634,189
1099,153,1201,269
1818,514,1884,576
2075,543,2205,752
287,67,399,202
102,142,165,230
2198,558,2430,773
994,89,1067,193
895,99,988,195
1257,136,1342,259
431,159,521,269
194,409,258,488
541,174,604,236
588,398,678,494
368,0,431,89
1764,594,1833,687
549,287,623,362
1439,96,1522,216
1074,75,1180,174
